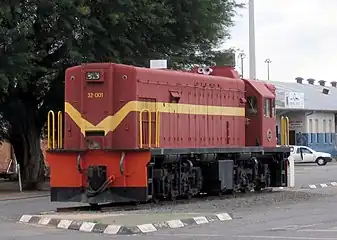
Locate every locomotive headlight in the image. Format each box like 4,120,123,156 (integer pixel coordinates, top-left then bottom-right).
86,71,100,80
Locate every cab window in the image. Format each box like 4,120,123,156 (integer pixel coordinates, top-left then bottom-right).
271,99,276,118
264,98,271,117
246,96,258,116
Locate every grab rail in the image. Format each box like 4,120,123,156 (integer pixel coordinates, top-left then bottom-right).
155,110,160,147
47,110,56,149
47,110,63,149
280,116,289,145
57,111,63,148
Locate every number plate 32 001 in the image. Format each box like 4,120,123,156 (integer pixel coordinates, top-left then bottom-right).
88,92,104,98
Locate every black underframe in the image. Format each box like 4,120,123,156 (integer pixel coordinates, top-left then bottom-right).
48,146,290,203
47,146,291,155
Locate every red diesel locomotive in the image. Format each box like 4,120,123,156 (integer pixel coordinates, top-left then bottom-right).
46,62,290,204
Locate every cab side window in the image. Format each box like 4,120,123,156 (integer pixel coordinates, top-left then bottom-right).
271,99,276,118
246,96,258,116
264,98,271,117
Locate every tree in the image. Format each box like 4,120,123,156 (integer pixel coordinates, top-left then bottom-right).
0,0,243,189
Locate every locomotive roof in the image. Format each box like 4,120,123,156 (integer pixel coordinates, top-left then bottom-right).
245,79,275,98
260,80,337,112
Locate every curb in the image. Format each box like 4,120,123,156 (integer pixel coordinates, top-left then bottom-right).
19,212,232,235
303,181,337,189
0,193,50,202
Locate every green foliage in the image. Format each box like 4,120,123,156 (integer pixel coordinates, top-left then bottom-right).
0,0,243,185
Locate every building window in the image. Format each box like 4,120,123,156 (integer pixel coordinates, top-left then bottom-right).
315,119,319,143
309,119,313,143
329,119,333,143
263,98,271,117
323,119,327,143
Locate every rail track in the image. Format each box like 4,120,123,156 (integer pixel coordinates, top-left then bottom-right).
56,188,276,213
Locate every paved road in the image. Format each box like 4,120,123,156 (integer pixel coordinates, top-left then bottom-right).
151,188,337,240
0,162,337,239
295,161,337,187
0,187,336,239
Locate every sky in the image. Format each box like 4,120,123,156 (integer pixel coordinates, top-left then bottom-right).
222,0,337,83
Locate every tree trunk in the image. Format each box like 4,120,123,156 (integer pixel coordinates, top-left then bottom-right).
6,101,45,190
12,129,45,190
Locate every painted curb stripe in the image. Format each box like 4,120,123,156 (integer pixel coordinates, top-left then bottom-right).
303,182,337,189
18,212,232,235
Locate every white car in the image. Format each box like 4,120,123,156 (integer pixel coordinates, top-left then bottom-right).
289,145,333,166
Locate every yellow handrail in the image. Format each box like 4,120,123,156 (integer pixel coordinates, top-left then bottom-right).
280,116,289,145
155,110,160,147
47,110,63,149
285,116,289,145
280,116,284,145
47,110,55,149
139,109,152,148
58,111,63,148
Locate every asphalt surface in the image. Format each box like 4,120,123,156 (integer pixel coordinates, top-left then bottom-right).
1,162,337,239
295,161,337,187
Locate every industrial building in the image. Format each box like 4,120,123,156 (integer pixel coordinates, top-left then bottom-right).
270,78,337,155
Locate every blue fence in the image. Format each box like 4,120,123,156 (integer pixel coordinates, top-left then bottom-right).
277,132,337,155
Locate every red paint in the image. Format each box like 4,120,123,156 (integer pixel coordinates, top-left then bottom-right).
63,63,277,150
48,150,151,188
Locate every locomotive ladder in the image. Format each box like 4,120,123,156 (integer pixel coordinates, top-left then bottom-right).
280,116,290,145
139,109,160,148
47,110,63,149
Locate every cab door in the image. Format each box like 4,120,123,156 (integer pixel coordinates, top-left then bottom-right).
245,95,261,146
261,98,277,147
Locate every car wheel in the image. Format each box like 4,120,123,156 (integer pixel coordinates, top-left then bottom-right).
316,157,327,166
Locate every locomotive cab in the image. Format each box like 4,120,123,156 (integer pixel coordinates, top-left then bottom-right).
244,80,277,147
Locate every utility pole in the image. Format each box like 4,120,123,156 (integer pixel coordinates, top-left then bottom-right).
249,0,256,80
238,52,246,78
265,58,272,80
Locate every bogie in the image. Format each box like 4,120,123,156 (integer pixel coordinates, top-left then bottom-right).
148,152,287,201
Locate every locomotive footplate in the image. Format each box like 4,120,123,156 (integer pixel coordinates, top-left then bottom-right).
51,186,148,204
150,146,291,156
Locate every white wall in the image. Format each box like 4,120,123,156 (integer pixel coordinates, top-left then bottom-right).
305,111,335,145
277,111,335,134
276,111,306,133
276,111,337,154
306,112,335,133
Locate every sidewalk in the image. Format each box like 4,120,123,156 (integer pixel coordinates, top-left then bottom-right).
0,179,49,201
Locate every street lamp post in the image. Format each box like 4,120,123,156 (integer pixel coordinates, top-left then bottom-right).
238,52,246,77
249,0,256,80
265,58,272,80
